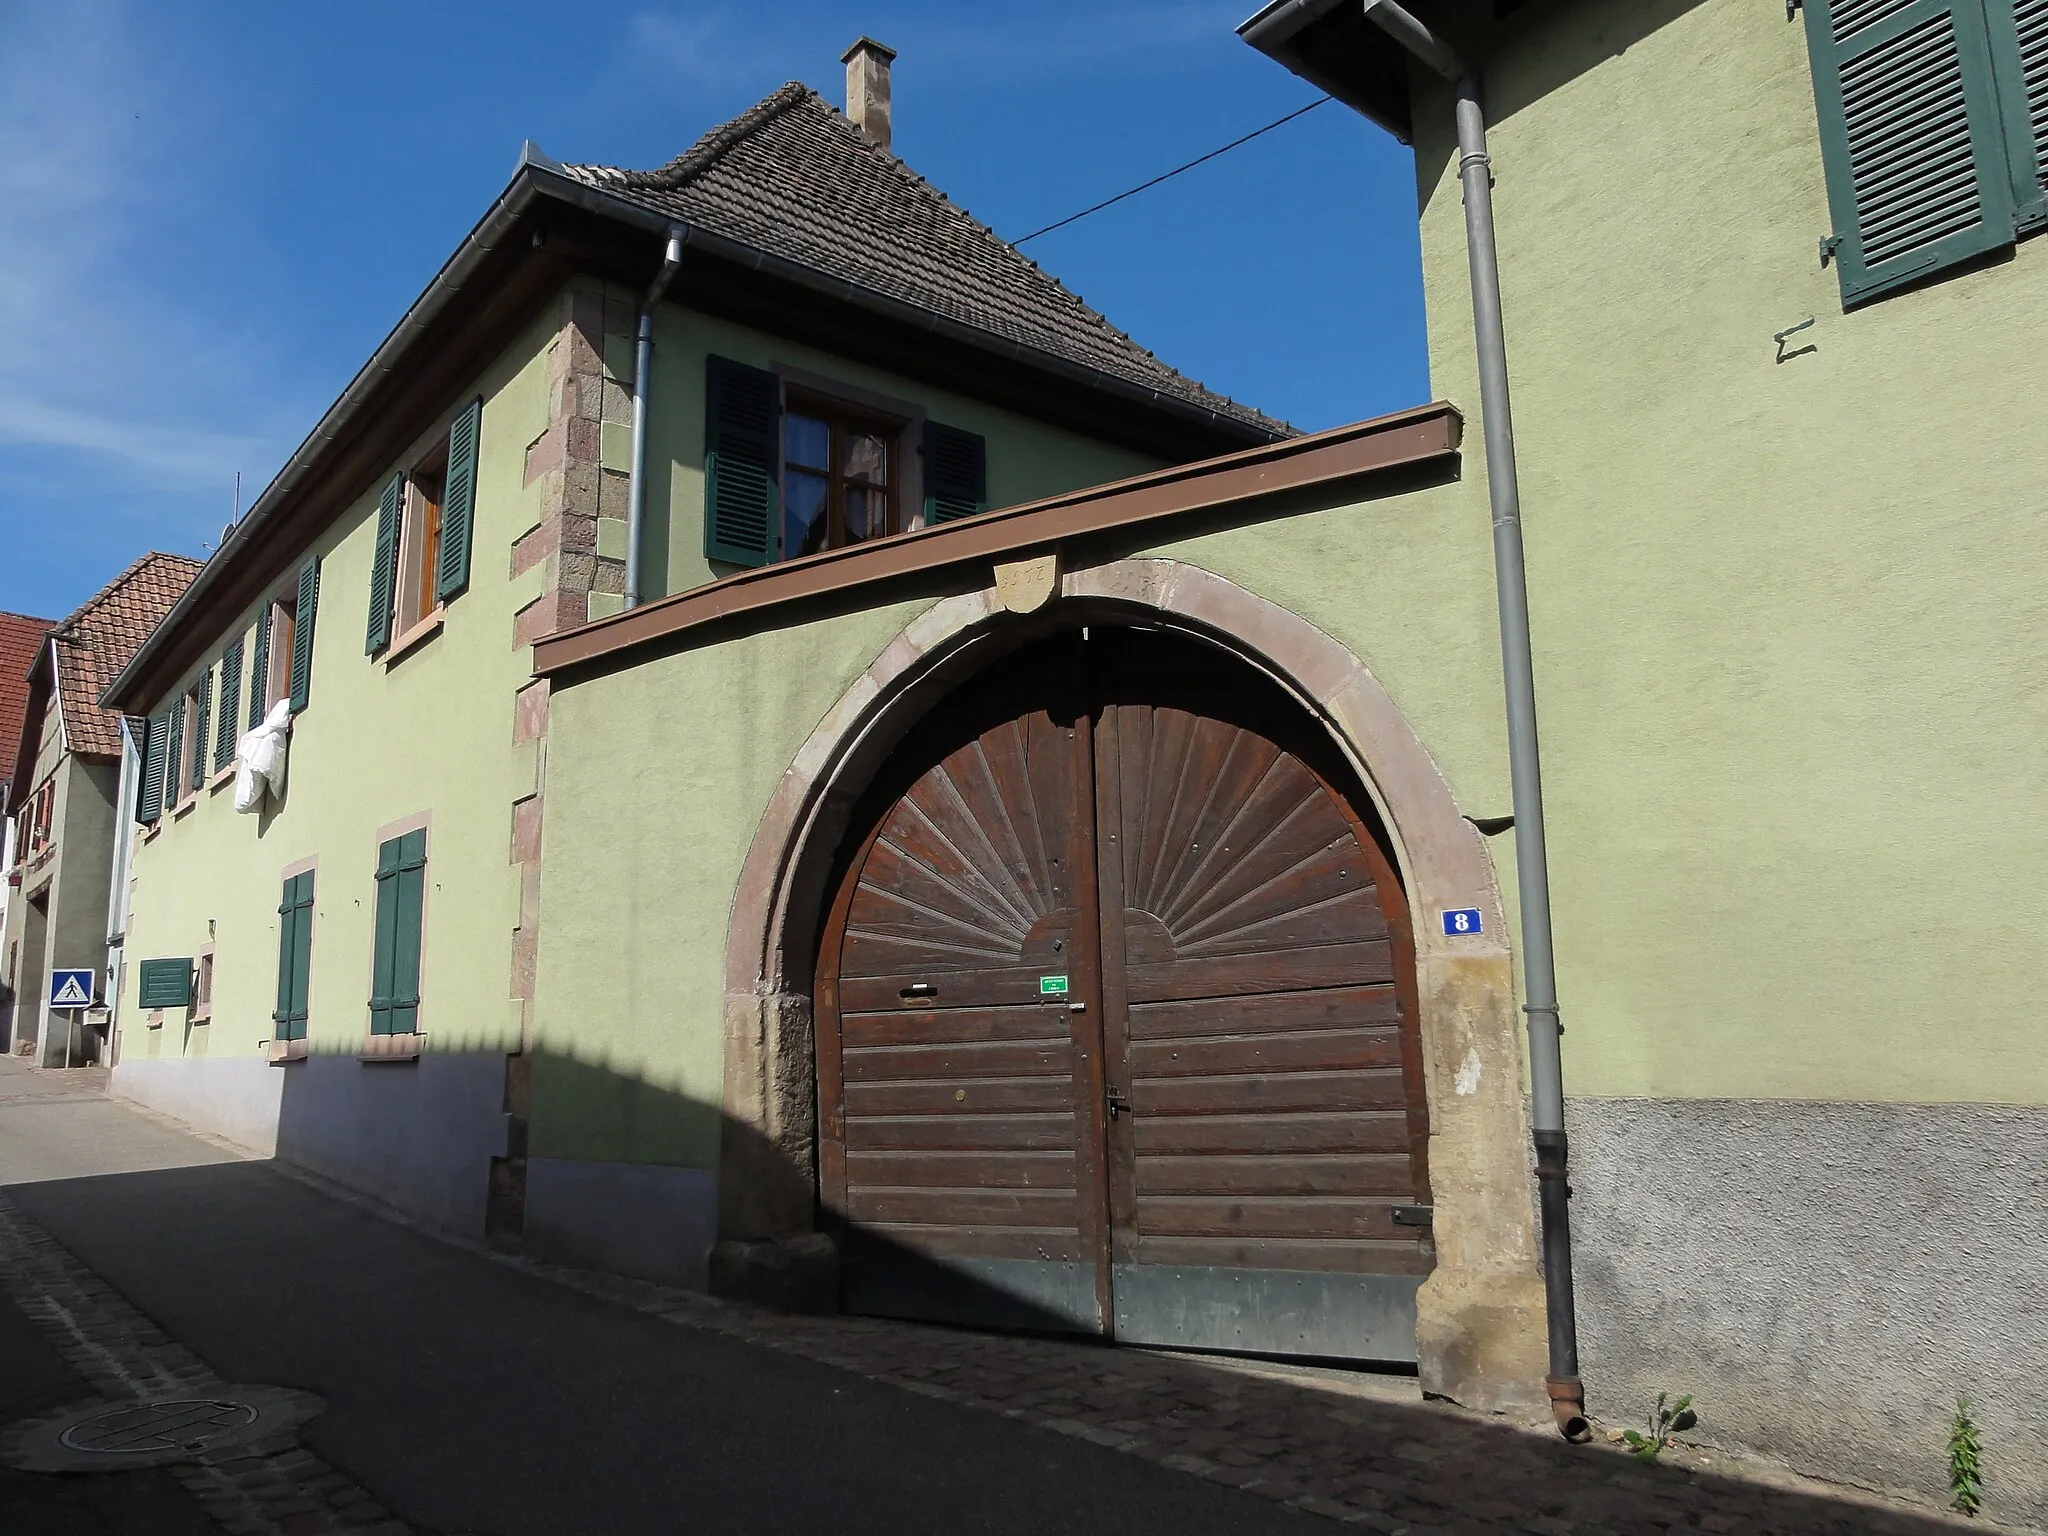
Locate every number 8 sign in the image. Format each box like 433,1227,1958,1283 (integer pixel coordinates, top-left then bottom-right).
1440,908,1483,936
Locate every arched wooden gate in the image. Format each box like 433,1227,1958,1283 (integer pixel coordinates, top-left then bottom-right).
814,627,1432,1360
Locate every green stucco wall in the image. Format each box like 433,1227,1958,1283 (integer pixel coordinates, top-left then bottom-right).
530,598,929,1165
533,0,2048,1184
634,306,1161,600
1399,0,2048,1104
120,303,562,1067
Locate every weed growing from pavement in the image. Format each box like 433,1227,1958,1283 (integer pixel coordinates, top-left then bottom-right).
1619,1392,1699,1463
1949,1396,1984,1517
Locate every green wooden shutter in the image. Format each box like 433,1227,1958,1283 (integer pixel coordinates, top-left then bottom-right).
437,398,483,602
273,870,315,1041
1985,0,2048,227
191,669,213,791
214,639,243,771
248,606,271,728
703,356,780,567
1805,0,2018,305
289,557,320,713
922,421,988,523
366,473,404,654
369,829,427,1035
164,697,184,806
137,709,169,823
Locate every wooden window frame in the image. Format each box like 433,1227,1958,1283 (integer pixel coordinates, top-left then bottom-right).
171,689,200,815
191,943,215,1025
770,368,926,563
391,443,449,656
264,594,297,717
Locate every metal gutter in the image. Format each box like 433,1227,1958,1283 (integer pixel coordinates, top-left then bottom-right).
110,147,1287,709
1245,0,1590,1439
1238,0,1416,139
521,164,1290,448
105,143,563,712
624,227,688,609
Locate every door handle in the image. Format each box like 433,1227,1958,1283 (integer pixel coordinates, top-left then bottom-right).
900,983,936,1002
1105,1083,1131,1120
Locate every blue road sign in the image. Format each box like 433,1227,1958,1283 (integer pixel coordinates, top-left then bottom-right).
1440,908,1483,937
48,969,95,1008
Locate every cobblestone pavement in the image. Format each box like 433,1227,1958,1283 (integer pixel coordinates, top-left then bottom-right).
0,1062,2015,1536
0,1190,410,1535
554,1269,2003,1536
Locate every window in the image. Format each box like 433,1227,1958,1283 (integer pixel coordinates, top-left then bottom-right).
261,595,295,717
1804,0,2048,304
213,638,243,776
26,780,54,856
701,355,989,569
366,400,481,656
368,829,427,1036
273,869,314,1043
192,946,214,1025
783,397,899,558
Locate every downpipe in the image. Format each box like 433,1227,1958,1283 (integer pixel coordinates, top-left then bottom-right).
1363,0,1590,1442
624,227,687,610
1452,67,1590,1450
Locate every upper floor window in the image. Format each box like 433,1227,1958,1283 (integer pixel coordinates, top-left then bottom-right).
25,779,54,855
784,397,899,558
1804,0,2048,306
703,355,987,571
367,400,481,657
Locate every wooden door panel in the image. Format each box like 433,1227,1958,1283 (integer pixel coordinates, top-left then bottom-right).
1095,631,1433,1361
1125,984,1401,1040
1134,1152,1417,1197
819,639,1108,1336
1124,940,1395,1001
1131,1069,1413,1117
1135,1109,1416,1156
1128,1025,1405,1079
844,1112,1076,1152
843,1005,1079,1048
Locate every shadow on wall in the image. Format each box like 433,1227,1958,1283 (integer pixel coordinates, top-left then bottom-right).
258,1041,1086,1336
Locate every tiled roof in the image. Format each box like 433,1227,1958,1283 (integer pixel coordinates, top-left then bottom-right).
563,85,1291,440
0,611,55,792
47,553,202,761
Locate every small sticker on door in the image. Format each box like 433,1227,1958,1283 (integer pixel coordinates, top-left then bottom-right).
1039,974,1070,996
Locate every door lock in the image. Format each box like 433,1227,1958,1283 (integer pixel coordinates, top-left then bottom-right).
1105,1083,1131,1119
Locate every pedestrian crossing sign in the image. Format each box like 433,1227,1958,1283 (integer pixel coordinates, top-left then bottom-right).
48,969,95,1008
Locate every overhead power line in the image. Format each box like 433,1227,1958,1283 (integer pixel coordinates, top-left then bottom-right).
1011,96,1333,248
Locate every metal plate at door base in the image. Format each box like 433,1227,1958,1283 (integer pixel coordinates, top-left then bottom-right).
841,1249,1103,1335
1110,1267,1421,1363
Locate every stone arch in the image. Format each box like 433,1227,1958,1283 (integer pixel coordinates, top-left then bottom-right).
716,557,1548,1411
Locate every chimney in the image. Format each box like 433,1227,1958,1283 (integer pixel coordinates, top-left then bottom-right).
842,36,896,151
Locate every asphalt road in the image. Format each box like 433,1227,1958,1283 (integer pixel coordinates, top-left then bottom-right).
0,1062,1320,1536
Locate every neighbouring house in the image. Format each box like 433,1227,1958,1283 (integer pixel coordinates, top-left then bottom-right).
4,557,199,1064
500,0,2040,1523
0,609,56,1037
100,44,1285,1244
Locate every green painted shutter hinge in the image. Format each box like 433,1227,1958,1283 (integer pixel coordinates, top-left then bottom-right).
1818,234,1843,268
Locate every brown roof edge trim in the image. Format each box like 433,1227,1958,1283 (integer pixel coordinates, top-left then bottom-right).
533,402,1462,679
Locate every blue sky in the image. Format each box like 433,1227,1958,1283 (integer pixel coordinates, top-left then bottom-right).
0,0,1429,621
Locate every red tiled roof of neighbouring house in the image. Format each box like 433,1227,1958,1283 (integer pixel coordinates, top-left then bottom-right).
562,84,1293,441
0,611,55,791
46,553,203,761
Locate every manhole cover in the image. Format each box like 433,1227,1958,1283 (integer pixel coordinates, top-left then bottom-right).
1,1384,322,1472
58,1399,259,1454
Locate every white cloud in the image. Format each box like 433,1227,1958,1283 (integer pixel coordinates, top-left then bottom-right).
0,0,281,498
